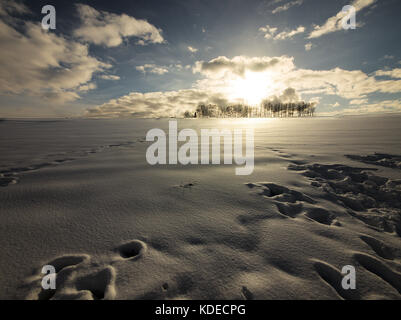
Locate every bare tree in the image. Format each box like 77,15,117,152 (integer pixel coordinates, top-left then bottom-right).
184,101,316,118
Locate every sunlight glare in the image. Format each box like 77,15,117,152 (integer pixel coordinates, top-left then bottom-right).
228,72,272,106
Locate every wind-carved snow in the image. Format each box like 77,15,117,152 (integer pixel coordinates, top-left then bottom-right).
1,116,401,299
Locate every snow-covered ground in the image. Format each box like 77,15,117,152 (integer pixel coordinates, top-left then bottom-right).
0,115,401,299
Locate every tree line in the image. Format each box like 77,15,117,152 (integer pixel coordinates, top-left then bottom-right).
184,100,316,118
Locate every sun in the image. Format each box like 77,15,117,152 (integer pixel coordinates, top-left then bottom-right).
228,71,272,105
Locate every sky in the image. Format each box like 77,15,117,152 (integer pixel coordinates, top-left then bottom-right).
0,0,401,118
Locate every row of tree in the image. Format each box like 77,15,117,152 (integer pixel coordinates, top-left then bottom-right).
184,101,316,118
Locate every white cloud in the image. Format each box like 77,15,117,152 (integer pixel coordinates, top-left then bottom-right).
0,14,110,103
99,75,121,80
136,64,169,75
322,99,401,116
260,25,305,40
87,55,401,118
188,46,198,53
305,42,313,51
193,55,294,77
308,0,376,39
286,67,401,100
274,26,305,40
375,68,401,79
85,89,229,118
195,56,401,106
350,98,368,105
78,83,97,92
74,4,164,47
272,0,303,14
258,25,278,38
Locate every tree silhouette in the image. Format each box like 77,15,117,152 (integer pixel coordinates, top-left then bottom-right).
184,100,316,118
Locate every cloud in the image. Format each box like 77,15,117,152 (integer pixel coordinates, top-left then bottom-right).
0,13,110,103
308,0,376,39
136,64,169,75
258,25,278,38
272,0,303,14
375,68,401,79
194,55,294,77
77,83,97,92
99,75,121,80
259,25,305,40
87,55,401,118
275,87,300,103
85,89,229,118
323,99,401,116
305,42,313,51
194,56,401,99
188,46,198,53
196,56,401,105
350,98,368,105
286,67,401,100
274,26,305,40
0,0,30,16
74,4,164,47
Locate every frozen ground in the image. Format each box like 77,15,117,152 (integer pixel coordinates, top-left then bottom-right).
1,115,401,299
